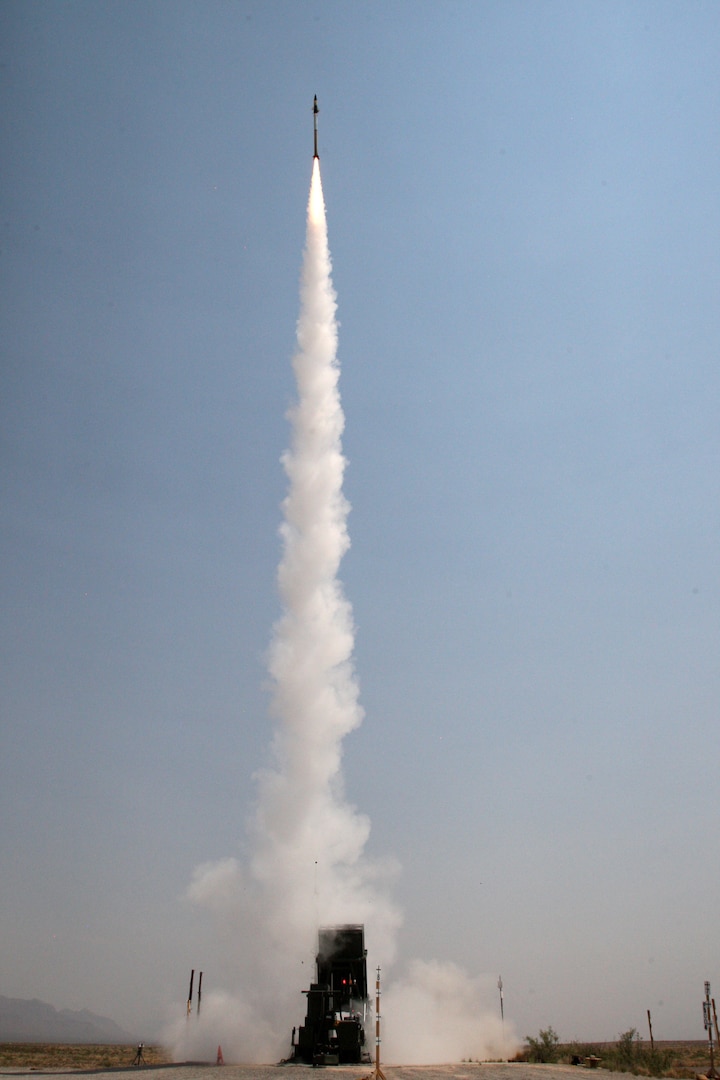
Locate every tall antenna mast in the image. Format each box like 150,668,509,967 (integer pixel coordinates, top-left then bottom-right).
372,966,386,1080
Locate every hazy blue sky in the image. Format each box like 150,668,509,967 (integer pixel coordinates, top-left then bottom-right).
2,0,719,1046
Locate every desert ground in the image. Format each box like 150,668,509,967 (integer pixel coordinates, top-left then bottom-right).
0,1044,713,1080
0,1065,618,1080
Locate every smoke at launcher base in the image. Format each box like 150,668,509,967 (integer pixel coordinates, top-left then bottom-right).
165,134,516,1066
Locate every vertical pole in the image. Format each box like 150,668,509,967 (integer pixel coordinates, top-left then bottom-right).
498,977,506,1061
197,972,203,1017
647,1009,654,1052
705,982,719,1079
374,966,386,1080
187,970,194,1018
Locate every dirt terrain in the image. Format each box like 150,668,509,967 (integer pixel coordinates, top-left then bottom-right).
0,1043,713,1079
0,1063,591,1080
0,1045,712,1080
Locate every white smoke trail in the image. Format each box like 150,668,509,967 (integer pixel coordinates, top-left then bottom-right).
254,157,396,952
167,157,518,1065
246,158,401,1009
166,159,399,1063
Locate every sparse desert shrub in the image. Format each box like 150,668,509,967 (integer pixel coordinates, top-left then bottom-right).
617,1028,641,1066
551,1041,710,1079
599,1030,675,1076
526,1026,560,1063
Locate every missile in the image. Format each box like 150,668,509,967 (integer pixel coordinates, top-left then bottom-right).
313,95,319,159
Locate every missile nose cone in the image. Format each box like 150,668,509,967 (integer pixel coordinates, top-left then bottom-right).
313,95,319,114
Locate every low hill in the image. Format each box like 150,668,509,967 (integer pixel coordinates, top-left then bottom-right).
0,995,133,1043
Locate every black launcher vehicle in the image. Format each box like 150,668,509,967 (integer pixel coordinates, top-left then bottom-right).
290,924,370,1065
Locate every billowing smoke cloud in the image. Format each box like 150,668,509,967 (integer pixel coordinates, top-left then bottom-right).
382,962,510,1064
165,158,517,1064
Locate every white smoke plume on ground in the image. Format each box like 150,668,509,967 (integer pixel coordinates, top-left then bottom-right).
382,961,510,1064
165,159,517,1064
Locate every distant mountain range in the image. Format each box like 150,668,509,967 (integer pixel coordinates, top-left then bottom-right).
0,995,134,1043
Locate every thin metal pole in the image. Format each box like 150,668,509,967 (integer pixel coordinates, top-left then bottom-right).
647,1009,654,1052
705,982,719,1079
374,966,386,1080
498,977,506,1061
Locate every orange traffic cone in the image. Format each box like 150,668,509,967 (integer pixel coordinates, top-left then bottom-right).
216,1045,224,1066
